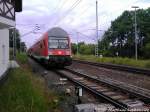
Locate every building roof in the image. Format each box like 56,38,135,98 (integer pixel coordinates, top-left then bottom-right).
0,0,15,29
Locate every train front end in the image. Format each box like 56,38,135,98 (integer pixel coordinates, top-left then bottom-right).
47,27,72,66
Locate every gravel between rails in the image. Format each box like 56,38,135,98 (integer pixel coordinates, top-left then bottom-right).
68,61,150,90
27,58,111,111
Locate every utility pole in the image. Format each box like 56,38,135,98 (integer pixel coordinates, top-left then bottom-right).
13,28,15,60
20,40,21,52
19,33,22,53
14,24,17,60
76,32,79,55
132,6,139,60
13,26,16,60
95,0,99,57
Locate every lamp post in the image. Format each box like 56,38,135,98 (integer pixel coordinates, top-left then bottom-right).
132,6,139,60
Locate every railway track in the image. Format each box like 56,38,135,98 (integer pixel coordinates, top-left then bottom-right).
73,59,150,76
55,68,150,110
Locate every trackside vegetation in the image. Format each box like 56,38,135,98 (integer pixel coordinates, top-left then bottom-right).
73,55,150,69
16,52,28,64
0,53,62,112
0,68,48,112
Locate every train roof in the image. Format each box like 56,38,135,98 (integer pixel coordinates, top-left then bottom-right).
28,27,69,50
48,27,68,38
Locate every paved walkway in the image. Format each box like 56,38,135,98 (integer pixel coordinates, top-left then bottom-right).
9,60,20,68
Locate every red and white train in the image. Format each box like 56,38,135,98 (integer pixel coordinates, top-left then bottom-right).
28,27,72,67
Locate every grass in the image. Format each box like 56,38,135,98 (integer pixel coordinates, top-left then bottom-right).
73,55,150,69
0,68,49,112
0,52,62,112
16,52,28,64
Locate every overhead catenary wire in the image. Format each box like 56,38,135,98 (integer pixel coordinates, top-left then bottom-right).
57,0,69,11
50,0,70,18
69,28,95,39
20,0,146,49
17,0,70,29
54,0,82,25
76,0,142,41
16,23,45,28
78,0,142,31
53,0,83,26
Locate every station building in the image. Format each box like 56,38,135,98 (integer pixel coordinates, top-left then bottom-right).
0,0,22,79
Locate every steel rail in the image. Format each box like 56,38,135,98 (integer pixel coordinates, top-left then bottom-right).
66,68,150,103
54,70,128,109
73,59,150,75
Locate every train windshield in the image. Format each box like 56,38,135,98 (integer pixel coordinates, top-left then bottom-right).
49,39,69,49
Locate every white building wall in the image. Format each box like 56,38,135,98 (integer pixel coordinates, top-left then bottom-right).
0,29,9,77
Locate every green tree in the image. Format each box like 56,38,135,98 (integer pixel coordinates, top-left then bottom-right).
99,8,150,58
9,29,21,50
143,43,150,58
71,43,77,54
71,42,95,55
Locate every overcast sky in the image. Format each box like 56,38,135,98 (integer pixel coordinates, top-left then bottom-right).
16,0,150,48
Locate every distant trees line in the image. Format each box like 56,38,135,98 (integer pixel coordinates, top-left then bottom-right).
72,8,150,59
72,42,95,55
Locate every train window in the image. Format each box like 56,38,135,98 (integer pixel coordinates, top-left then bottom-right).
58,39,69,48
49,39,59,48
49,39,69,49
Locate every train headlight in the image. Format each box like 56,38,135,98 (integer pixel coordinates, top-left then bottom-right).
58,51,62,55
